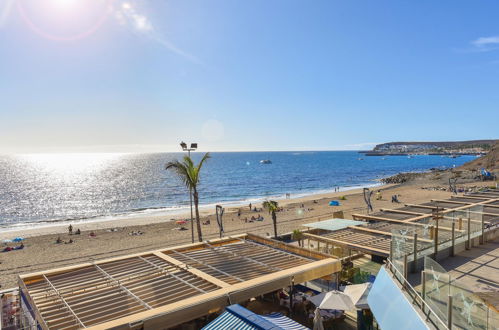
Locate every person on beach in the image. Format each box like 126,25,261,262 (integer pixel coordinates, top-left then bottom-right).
249,203,252,211
56,237,62,244
68,224,73,235
237,209,241,217
75,229,81,235
376,190,382,200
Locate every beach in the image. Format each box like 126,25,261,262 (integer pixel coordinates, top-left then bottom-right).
0,179,491,289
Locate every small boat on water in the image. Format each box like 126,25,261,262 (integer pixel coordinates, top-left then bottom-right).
260,160,272,164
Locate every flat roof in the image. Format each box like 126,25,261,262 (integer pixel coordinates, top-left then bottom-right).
303,189,499,257
302,218,365,231
19,233,340,330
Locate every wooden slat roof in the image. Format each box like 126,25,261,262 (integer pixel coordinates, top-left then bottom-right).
20,234,340,330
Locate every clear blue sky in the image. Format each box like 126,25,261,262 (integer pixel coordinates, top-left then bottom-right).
0,0,498,153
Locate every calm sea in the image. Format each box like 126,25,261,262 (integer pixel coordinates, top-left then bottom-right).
0,151,475,229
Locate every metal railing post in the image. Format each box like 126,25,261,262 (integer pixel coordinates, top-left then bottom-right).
447,295,453,329
467,215,471,250
421,270,426,314
480,214,485,244
403,254,408,283
433,225,438,260
451,222,455,257
413,233,418,272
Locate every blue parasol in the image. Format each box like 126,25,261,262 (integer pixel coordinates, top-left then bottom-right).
13,237,25,242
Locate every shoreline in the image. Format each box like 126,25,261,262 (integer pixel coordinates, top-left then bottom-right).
0,179,493,289
0,182,383,238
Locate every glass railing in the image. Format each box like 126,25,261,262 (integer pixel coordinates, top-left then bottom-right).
423,256,498,330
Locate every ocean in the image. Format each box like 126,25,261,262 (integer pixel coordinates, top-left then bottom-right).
0,151,475,230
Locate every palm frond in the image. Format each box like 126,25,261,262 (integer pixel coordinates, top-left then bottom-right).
263,200,278,213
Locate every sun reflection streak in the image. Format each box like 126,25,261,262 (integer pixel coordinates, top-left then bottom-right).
19,153,124,178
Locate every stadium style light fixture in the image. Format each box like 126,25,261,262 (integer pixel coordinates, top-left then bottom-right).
180,141,197,243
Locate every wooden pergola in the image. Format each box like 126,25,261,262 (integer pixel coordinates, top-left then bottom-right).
303,189,499,258
19,234,340,330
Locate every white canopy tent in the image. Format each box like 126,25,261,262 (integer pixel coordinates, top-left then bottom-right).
308,291,355,311
343,283,372,310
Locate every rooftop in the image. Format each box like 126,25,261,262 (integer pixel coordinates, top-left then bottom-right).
19,233,340,330
302,189,499,257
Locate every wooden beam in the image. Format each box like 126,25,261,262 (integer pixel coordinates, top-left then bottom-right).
483,204,499,209
153,252,231,288
352,213,460,232
353,213,414,222
245,233,335,260
404,203,443,210
349,226,434,243
302,233,389,256
381,208,428,216
467,193,499,198
431,199,471,205
453,195,488,200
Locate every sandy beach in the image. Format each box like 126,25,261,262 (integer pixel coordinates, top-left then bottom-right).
1,179,492,290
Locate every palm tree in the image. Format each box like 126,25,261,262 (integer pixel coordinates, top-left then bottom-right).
166,153,210,242
263,200,279,239
291,229,304,247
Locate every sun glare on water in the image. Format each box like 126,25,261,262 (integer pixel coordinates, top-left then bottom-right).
19,153,123,178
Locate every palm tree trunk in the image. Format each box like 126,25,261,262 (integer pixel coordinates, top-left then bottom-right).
193,189,203,242
272,211,277,239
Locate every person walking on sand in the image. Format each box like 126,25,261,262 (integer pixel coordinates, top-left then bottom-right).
68,224,73,235
249,203,252,211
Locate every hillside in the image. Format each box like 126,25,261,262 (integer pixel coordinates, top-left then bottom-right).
460,142,499,171
374,140,496,150
361,139,498,156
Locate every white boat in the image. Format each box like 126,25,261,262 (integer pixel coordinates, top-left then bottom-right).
260,160,272,164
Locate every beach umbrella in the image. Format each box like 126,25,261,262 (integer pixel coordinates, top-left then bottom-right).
308,290,355,311
12,237,24,242
329,200,340,206
313,308,324,330
343,283,372,310
2,239,12,243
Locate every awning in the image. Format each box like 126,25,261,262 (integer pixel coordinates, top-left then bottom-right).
261,312,309,329
203,304,309,330
302,218,365,232
202,310,258,330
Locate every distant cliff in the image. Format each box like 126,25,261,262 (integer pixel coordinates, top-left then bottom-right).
362,139,497,156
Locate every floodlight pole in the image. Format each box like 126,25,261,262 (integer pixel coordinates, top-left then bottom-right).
181,141,197,243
